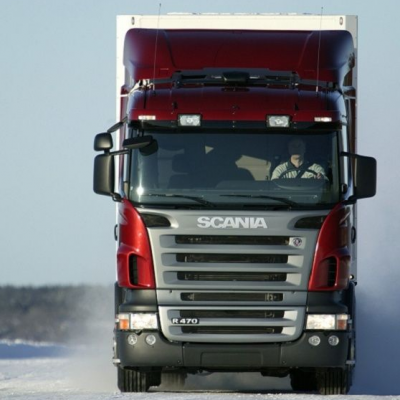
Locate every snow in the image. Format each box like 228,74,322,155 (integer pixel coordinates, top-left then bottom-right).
0,341,399,400
0,340,69,359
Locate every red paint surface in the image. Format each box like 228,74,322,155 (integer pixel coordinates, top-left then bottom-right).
117,200,155,288
309,203,352,291
124,29,354,84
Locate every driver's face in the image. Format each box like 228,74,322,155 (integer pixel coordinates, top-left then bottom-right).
288,139,306,156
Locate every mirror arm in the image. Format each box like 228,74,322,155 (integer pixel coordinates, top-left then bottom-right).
109,149,129,156
112,193,123,202
340,151,356,158
107,116,128,134
343,196,357,205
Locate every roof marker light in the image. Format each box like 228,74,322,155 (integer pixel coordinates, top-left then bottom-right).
178,114,201,126
314,117,332,122
267,115,290,128
138,115,156,120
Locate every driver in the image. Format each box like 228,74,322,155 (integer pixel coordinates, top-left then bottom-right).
271,138,326,180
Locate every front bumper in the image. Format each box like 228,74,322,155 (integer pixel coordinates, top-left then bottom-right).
116,329,350,370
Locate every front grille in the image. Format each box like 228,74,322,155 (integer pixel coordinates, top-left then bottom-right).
179,310,285,319
176,235,290,246
177,272,286,282
181,292,283,302
176,253,288,263
158,306,305,343
181,326,283,334
146,209,325,343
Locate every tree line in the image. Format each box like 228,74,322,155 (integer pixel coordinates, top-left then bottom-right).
0,285,114,344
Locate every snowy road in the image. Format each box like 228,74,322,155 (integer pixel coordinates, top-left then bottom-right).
0,342,399,400
0,356,293,400
1,357,397,400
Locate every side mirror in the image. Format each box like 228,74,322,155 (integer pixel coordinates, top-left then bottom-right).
93,129,157,199
123,136,153,149
93,133,116,198
123,135,158,156
354,155,377,199
342,152,377,200
94,133,113,152
93,153,115,197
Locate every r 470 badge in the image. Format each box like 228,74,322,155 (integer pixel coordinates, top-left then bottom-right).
171,318,199,325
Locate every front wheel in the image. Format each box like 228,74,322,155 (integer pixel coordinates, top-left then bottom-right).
161,370,187,389
316,367,351,395
290,368,317,392
117,367,161,393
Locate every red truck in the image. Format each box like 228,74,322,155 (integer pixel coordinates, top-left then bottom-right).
93,14,376,394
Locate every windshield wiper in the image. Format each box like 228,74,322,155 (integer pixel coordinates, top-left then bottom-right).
147,193,216,207
220,194,298,207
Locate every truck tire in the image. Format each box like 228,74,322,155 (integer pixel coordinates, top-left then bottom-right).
316,367,350,394
118,367,161,392
290,369,317,392
161,370,187,389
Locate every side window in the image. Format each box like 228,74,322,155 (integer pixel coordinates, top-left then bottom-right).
122,126,131,186
340,125,351,193
346,97,356,154
345,97,356,194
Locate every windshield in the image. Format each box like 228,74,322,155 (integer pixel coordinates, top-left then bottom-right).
127,131,340,209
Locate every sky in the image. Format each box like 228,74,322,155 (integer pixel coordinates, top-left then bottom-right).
1,0,400,394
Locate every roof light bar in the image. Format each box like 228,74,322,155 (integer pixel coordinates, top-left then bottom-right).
178,114,201,127
267,115,290,128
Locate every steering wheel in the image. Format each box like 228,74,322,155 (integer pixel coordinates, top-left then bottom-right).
278,168,320,179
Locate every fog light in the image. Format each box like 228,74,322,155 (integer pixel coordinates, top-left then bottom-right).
145,335,157,346
308,335,321,346
328,335,340,346
127,334,138,346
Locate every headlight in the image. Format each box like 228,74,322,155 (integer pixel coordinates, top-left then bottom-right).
117,313,158,330
306,314,348,330
131,313,158,330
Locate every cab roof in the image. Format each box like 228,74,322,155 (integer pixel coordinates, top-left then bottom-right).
124,29,355,86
